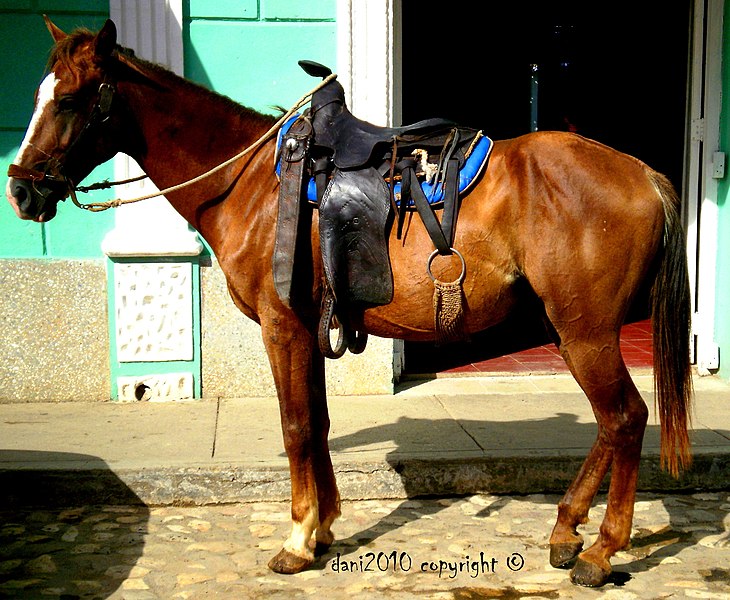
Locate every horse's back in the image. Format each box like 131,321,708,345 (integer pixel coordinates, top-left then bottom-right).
489,131,664,218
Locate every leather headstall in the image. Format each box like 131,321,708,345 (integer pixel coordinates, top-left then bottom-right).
7,78,117,199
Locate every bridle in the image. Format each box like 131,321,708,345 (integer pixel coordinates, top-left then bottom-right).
7,77,145,206
8,69,338,212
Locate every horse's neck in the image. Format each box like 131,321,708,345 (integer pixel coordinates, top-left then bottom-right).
120,70,275,216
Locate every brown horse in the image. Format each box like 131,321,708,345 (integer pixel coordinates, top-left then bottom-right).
5,19,692,587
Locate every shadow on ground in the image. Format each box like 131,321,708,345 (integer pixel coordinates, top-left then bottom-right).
325,416,730,588
0,451,149,599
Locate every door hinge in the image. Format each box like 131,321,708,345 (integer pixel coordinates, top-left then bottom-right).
697,343,720,374
691,117,705,142
712,151,726,178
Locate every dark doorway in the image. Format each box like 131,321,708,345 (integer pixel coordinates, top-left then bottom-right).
400,1,691,375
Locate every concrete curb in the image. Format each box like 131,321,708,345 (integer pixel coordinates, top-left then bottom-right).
2,451,728,509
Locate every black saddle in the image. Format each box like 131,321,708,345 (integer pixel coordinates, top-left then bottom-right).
274,61,484,359
299,60,458,170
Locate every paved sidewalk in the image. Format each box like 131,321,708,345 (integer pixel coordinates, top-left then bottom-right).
1,373,729,507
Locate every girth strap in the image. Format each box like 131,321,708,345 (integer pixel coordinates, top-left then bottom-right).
440,158,461,248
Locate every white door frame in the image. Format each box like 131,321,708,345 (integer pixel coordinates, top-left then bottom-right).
336,0,401,126
685,0,723,374
337,0,405,378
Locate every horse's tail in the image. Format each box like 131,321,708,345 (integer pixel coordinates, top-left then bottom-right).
648,169,693,477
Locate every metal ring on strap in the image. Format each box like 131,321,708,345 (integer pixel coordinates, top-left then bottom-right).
426,248,466,284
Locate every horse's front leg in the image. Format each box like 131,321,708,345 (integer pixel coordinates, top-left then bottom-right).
261,315,340,574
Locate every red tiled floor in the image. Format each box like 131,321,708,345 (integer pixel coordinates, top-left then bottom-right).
441,319,654,375
619,320,654,369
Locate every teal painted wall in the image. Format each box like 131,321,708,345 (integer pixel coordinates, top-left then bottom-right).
1,0,336,260
714,0,730,379
0,3,114,259
183,0,336,115
0,0,335,257
183,0,336,259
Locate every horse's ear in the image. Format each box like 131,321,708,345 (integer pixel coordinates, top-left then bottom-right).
94,19,117,58
43,14,67,42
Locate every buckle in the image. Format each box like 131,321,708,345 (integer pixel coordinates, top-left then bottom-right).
98,82,114,117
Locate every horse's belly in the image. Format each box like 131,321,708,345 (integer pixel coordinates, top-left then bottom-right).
360,257,518,341
353,179,517,341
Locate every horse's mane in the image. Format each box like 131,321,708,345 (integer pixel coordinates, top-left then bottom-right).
46,27,95,72
48,28,278,127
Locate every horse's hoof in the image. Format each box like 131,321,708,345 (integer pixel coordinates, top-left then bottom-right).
268,548,314,574
549,542,583,569
570,557,612,587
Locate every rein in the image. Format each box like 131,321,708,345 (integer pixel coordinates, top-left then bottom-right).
67,73,338,212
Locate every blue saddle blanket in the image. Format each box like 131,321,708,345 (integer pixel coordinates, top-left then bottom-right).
276,114,493,206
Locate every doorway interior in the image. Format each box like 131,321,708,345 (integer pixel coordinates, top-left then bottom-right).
399,1,691,375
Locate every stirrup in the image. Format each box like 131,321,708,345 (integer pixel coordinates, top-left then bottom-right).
318,292,369,358
348,330,368,354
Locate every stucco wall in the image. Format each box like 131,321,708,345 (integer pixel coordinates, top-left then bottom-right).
0,260,110,402
200,260,396,398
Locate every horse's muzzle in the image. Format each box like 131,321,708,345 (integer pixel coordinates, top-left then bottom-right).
6,175,65,222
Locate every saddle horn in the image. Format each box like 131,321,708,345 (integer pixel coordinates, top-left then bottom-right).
298,60,332,79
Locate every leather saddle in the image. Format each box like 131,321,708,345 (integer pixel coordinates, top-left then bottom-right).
299,60,459,170
274,61,489,359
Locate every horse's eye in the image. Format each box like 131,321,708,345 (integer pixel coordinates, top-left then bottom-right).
56,96,78,114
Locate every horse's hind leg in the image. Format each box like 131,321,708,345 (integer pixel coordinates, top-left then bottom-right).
552,333,648,587
549,435,613,568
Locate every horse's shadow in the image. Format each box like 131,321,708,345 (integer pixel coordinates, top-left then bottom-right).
0,450,149,599
323,412,730,585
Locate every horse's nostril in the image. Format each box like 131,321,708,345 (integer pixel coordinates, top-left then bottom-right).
11,179,32,211
13,184,27,201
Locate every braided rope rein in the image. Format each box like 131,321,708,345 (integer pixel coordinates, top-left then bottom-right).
71,74,337,212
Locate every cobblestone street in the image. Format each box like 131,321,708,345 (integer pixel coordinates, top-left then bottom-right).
1,492,728,599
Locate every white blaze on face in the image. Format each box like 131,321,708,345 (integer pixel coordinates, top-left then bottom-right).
13,73,59,166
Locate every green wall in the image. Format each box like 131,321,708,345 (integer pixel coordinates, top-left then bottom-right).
0,0,336,259
183,0,336,115
0,3,115,258
182,0,336,259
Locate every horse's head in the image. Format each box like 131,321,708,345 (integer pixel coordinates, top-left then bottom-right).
6,17,130,222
